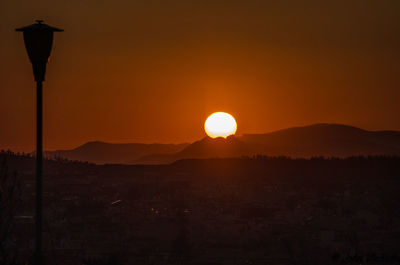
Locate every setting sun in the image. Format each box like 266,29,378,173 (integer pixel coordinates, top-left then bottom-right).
204,112,237,138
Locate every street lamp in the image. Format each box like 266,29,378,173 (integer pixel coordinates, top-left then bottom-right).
15,20,63,265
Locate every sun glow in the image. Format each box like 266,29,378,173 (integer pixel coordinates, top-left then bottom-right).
204,112,237,138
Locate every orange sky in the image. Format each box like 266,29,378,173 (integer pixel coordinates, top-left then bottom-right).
1,0,400,152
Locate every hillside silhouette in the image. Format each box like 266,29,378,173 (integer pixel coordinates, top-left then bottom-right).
45,141,189,164
46,124,400,164
136,136,254,164
238,123,400,157
136,124,400,164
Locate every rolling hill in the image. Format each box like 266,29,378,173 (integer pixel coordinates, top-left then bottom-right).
238,123,400,157
45,141,189,164
45,124,400,164
135,124,400,164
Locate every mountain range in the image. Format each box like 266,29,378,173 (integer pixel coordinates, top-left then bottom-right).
45,142,189,164
45,124,400,164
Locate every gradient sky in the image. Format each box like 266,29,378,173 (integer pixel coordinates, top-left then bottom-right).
1,0,399,152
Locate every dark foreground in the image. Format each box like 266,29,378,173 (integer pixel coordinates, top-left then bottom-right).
1,152,400,265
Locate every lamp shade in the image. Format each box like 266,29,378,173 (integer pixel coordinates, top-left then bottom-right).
16,20,63,81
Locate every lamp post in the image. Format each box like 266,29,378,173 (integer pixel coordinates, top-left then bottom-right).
15,20,63,265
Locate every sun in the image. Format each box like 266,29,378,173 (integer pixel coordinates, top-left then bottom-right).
204,112,237,138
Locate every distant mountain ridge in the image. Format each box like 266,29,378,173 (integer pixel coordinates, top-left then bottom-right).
46,124,400,164
135,136,255,164
45,141,189,164
135,124,400,164
237,123,400,157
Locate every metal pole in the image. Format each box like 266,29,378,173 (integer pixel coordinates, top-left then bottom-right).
34,80,43,265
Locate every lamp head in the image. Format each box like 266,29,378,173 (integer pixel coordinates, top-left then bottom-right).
16,20,63,81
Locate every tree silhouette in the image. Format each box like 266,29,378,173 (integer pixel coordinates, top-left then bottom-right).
0,158,21,264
